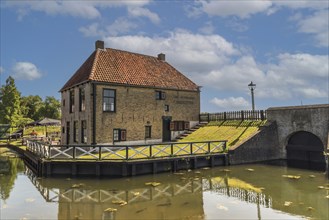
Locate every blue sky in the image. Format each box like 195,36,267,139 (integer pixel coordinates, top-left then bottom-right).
1,0,328,112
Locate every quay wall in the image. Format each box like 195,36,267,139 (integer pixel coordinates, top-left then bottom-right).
27,154,228,177
228,121,281,165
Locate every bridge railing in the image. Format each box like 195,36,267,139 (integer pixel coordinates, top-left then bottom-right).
26,140,227,161
200,110,267,122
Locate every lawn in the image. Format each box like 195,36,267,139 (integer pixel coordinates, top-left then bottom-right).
180,120,267,148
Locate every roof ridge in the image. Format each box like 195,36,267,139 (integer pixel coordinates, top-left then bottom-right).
106,47,160,60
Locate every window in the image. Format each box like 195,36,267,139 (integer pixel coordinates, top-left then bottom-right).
145,126,152,139
73,121,78,143
155,91,166,100
113,129,126,142
81,120,87,143
164,104,169,112
69,90,75,113
79,88,85,111
63,99,65,107
103,89,116,112
170,121,189,131
66,122,70,145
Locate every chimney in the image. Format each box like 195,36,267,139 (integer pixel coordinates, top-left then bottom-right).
157,53,165,61
95,40,104,50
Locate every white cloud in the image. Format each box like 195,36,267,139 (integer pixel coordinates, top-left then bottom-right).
79,23,106,37
198,21,215,34
199,0,273,19
210,97,250,110
296,10,329,47
274,1,328,10
104,30,239,74
197,0,328,19
80,18,138,37
194,0,328,47
102,32,327,101
4,0,155,20
12,62,42,80
127,6,160,24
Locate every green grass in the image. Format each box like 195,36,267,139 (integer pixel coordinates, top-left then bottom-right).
2,121,265,161
180,120,267,148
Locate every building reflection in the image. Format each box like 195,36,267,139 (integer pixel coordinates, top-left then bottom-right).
25,167,273,220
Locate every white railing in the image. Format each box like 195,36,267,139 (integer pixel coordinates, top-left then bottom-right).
26,140,227,161
26,140,50,158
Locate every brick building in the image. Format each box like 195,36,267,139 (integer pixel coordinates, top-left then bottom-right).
60,41,200,145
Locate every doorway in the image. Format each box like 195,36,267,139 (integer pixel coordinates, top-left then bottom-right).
162,116,172,142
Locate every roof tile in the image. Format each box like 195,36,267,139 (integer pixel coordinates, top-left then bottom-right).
60,48,199,91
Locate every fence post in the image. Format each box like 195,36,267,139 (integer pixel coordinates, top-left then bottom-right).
260,110,264,120
190,143,193,155
171,144,174,156
149,145,152,158
99,146,102,160
73,146,76,160
224,112,226,121
241,111,244,121
126,146,129,160
207,113,210,122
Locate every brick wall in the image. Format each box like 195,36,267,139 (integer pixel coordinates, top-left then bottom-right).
61,83,200,145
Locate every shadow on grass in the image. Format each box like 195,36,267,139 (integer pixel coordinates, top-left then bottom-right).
229,121,253,146
208,120,266,128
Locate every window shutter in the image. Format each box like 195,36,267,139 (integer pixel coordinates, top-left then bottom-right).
184,121,190,130
120,130,126,141
161,92,166,100
170,122,175,131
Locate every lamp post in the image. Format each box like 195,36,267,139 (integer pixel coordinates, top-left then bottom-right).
248,81,256,111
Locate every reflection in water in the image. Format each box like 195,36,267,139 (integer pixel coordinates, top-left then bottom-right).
0,156,25,200
26,167,275,220
1,158,328,220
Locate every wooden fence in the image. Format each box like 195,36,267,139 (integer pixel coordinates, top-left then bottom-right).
26,140,227,161
199,110,266,122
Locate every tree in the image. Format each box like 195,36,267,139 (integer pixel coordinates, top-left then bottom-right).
20,95,43,121
0,76,23,126
38,96,61,119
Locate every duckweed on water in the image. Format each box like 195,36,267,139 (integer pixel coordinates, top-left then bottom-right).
104,208,117,212
145,182,161,187
282,175,301,180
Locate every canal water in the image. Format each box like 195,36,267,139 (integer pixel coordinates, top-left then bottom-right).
0,157,328,220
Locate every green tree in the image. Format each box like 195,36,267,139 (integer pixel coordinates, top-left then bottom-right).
20,95,43,121
0,76,23,126
38,96,61,119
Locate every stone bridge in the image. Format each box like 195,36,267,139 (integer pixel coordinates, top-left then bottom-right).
229,104,329,170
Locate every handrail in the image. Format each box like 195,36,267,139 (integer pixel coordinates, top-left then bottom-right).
200,110,267,122
26,140,227,161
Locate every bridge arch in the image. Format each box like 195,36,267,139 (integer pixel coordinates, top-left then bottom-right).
286,131,326,170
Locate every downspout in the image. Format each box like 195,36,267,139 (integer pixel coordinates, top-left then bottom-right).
92,82,96,145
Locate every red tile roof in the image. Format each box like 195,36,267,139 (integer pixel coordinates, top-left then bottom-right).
60,48,199,92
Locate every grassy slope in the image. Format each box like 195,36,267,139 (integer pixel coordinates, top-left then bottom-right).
179,120,267,148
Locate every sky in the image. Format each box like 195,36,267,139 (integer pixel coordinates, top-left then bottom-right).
0,0,328,112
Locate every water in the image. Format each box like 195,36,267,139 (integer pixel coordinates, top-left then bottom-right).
0,157,328,220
